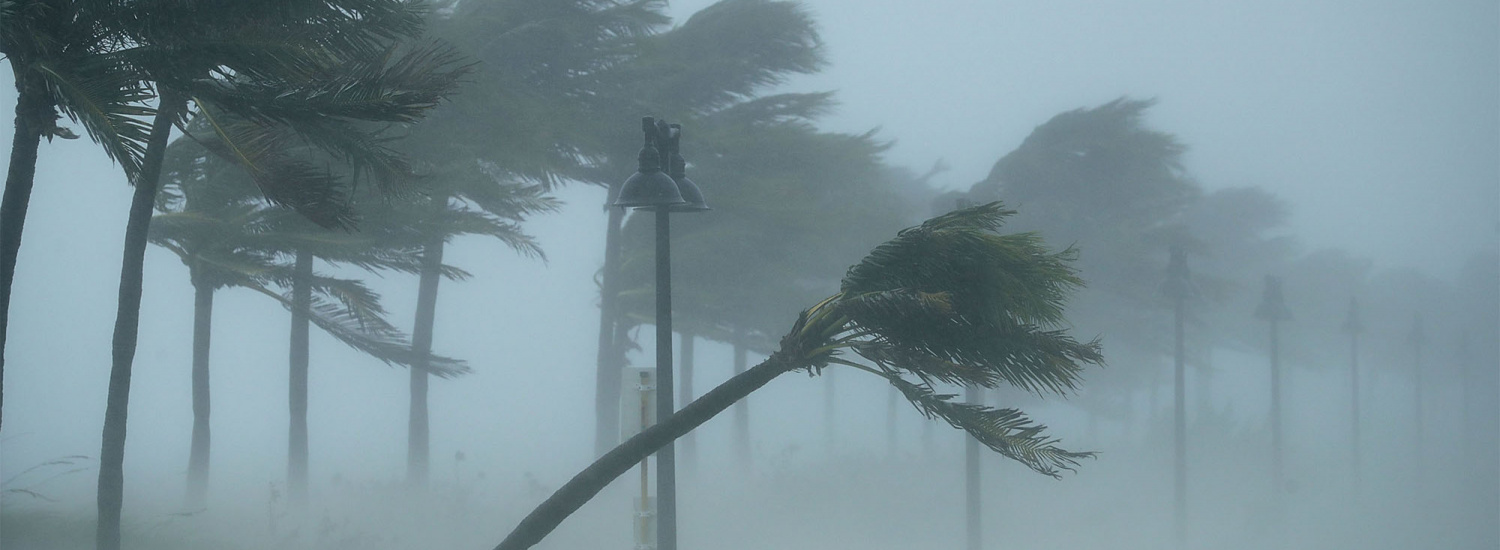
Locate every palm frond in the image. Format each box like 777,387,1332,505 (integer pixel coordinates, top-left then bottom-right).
34,56,154,178
246,283,469,378
883,373,1093,478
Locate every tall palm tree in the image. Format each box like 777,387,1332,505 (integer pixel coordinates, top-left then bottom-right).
1162,244,1193,546
494,202,1105,550
1255,275,1291,501
1408,314,1425,452
91,4,466,547
359,167,558,487
1,0,155,431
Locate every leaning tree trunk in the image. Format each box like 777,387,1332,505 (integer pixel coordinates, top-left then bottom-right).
494,352,794,550
593,181,626,456
1,70,52,432
408,235,445,488
287,248,313,505
731,336,750,465
97,91,183,550
184,275,214,508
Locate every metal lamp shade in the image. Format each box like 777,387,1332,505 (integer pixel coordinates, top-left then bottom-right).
614,170,686,209
666,176,710,212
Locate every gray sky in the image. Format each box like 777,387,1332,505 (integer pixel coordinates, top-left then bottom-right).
675,0,1499,277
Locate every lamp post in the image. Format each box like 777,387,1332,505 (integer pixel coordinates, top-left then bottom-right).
1162,245,1192,547
1342,297,1364,488
614,116,708,550
1255,275,1291,501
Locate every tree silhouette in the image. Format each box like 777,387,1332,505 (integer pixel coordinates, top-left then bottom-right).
493,202,1104,550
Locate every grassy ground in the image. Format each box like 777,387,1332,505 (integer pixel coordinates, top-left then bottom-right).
0,508,247,550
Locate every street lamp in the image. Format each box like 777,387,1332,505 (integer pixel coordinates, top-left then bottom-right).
614,116,708,550
1342,297,1364,488
1162,244,1192,548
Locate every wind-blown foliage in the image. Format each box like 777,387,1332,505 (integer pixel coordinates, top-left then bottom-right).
493,202,1103,550
796,202,1103,475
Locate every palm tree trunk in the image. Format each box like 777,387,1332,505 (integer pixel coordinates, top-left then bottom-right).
1412,336,1423,448
678,330,695,472
185,276,214,508
408,236,445,488
732,337,749,465
1268,317,1283,497
1173,294,1187,546
824,367,836,448
1349,331,1361,487
887,384,898,458
594,182,626,456
287,248,313,505
494,352,794,550
964,387,981,550
97,90,183,550
1,70,51,432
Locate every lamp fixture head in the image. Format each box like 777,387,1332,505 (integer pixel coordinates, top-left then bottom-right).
613,117,686,209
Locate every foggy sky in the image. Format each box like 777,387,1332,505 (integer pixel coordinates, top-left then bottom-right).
673,0,1499,277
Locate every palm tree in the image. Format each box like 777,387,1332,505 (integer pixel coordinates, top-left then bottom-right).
92,4,466,546
1408,314,1425,452
610,98,922,459
1255,275,1291,500
493,202,1105,550
1,0,155,431
1162,244,1193,545
360,168,558,487
151,141,472,506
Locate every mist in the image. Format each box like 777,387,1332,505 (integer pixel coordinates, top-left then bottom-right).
2,1,1496,550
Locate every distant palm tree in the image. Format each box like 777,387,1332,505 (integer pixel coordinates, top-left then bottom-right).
493,202,1105,550
151,147,471,506
1255,275,1291,499
363,167,558,487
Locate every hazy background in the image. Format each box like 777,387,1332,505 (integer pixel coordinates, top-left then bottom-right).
2,1,1496,549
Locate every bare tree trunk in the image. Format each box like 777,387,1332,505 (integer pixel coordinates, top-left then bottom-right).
494,353,793,550
97,91,182,550
408,236,445,488
185,277,214,508
287,249,313,505
1,69,51,432
594,182,626,456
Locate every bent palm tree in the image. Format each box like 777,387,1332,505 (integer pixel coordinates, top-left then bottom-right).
494,202,1105,550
